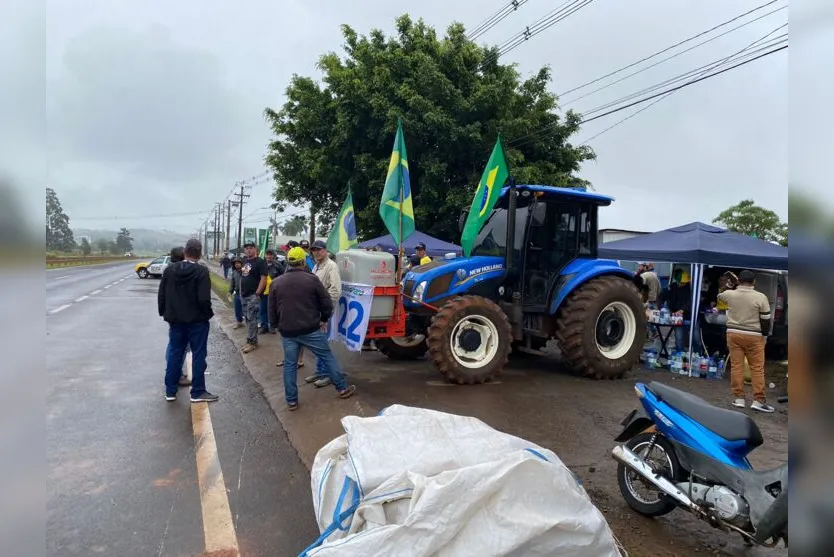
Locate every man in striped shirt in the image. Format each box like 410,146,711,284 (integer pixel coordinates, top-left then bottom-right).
718,270,774,413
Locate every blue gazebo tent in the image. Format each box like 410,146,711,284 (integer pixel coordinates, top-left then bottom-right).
598,222,788,375
357,231,462,257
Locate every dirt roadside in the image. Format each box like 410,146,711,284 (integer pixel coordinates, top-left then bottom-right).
207,272,787,557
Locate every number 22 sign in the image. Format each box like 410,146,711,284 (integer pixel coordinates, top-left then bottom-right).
328,282,374,352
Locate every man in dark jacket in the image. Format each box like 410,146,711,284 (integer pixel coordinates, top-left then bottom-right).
220,253,232,278
268,247,355,410
158,239,218,403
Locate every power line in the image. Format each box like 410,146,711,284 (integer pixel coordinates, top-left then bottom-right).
481,0,595,66
467,0,530,41
580,34,786,117
73,209,213,221
557,0,783,97
576,28,787,145
507,28,787,149
561,5,787,107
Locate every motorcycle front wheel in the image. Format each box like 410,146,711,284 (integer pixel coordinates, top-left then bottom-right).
617,432,681,517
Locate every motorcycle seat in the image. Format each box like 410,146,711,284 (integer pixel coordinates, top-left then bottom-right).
647,382,764,448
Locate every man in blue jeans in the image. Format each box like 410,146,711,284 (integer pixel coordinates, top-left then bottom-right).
158,239,218,403
269,247,356,410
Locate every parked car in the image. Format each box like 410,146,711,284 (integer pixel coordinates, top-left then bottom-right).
135,255,170,279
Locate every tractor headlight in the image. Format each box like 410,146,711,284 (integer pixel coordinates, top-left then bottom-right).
413,281,427,302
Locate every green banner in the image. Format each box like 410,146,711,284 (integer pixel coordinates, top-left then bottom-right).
243,227,257,245
258,228,271,257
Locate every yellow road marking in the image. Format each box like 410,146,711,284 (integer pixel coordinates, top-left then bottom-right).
187,354,240,555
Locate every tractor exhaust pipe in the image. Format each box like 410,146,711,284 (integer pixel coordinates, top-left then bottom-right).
504,176,517,276
612,445,698,511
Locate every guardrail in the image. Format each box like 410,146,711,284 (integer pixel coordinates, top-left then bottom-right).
46,256,133,268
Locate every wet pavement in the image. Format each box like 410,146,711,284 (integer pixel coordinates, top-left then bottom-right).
211,273,788,557
46,270,317,556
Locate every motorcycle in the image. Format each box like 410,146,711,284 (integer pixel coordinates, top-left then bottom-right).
611,381,788,548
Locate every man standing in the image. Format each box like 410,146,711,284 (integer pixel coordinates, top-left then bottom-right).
220,253,232,279
259,249,284,334
415,242,431,266
166,246,192,388
636,262,661,308
158,239,218,402
719,270,774,413
305,240,342,387
240,242,268,353
227,257,244,329
299,240,315,270
269,247,356,410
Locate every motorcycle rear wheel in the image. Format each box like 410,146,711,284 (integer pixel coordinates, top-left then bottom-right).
617,433,681,517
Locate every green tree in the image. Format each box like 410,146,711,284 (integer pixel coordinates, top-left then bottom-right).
116,227,134,254
96,238,109,255
46,187,76,251
713,199,788,246
264,15,593,241
279,215,308,237
80,237,92,255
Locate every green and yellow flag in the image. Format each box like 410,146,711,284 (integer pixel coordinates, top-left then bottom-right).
460,137,510,256
378,119,415,246
326,187,359,253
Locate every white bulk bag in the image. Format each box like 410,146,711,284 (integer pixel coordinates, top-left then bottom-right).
300,405,622,557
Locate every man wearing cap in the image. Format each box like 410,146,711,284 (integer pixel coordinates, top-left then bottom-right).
305,240,342,387
299,240,315,270
269,247,356,410
158,239,218,402
718,270,774,412
240,241,268,353
635,262,660,308
259,249,283,334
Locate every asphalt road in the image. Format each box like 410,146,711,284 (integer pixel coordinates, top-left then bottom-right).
46,269,318,556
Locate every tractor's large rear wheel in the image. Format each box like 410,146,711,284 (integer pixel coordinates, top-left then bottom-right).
427,296,512,384
555,276,646,379
376,335,428,360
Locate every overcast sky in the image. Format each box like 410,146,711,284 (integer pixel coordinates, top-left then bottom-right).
6,0,828,236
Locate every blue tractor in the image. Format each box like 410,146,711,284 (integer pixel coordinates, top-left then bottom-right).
374,184,648,384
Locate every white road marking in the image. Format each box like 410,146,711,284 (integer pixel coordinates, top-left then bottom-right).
75,295,89,302
90,289,103,295
103,285,111,289
49,304,72,314
188,356,240,555
52,275,71,280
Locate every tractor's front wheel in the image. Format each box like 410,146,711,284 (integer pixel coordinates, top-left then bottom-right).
427,296,512,384
556,276,646,379
376,335,428,360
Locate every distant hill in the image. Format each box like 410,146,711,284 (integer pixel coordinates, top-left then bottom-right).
73,228,191,255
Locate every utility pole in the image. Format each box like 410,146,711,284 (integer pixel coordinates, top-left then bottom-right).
232,182,250,254
225,199,232,252
309,206,316,246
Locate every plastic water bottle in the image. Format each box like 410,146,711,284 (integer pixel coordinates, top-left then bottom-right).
707,357,718,380
645,350,656,370
717,358,725,379
699,356,709,378
660,302,670,325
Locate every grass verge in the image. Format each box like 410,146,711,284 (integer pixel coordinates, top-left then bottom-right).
209,272,232,307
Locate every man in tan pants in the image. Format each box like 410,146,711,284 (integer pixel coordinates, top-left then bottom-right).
718,270,774,413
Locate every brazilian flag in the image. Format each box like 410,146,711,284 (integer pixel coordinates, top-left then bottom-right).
326,187,358,253
460,137,510,257
378,119,415,246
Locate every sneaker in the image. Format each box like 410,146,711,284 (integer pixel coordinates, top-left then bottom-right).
191,391,219,403
259,326,269,334
732,398,746,408
178,376,192,387
338,384,357,399
165,393,176,402
314,377,332,388
287,402,299,411
751,400,775,413
233,322,243,329
242,343,257,353
304,374,324,384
